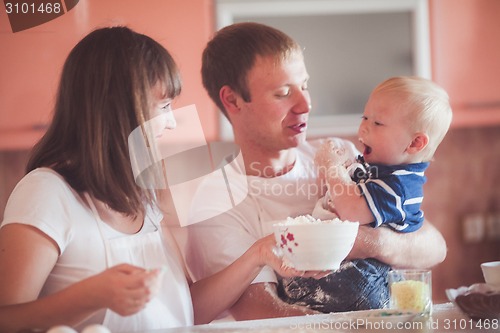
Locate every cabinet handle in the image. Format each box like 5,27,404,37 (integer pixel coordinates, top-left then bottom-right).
32,123,49,131
463,101,500,109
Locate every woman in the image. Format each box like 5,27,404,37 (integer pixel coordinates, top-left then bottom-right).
0,27,322,332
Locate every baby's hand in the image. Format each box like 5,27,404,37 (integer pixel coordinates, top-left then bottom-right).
314,140,349,171
315,140,354,186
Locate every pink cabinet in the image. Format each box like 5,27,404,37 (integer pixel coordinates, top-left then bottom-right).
430,0,500,127
0,0,216,150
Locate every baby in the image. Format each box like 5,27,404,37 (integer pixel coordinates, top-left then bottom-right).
314,76,452,232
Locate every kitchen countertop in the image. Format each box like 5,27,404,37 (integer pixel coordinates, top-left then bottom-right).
137,303,498,332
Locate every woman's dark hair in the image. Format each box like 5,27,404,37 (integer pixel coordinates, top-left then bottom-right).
27,26,182,216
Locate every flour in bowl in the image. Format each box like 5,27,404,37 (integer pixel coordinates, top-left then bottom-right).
279,214,352,225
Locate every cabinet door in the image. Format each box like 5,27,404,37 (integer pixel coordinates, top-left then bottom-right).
0,0,215,150
430,0,500,127
216,0,431,139
0,6,73,149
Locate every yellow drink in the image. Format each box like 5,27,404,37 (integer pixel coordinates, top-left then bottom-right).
390,280,430,312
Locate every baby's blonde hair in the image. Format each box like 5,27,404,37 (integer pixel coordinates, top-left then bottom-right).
373,76,452,161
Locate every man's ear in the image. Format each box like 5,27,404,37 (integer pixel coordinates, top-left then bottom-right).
406,133,429,154
220,85,241,115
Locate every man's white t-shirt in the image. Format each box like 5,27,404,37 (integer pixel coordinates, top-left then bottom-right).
185,138,358,284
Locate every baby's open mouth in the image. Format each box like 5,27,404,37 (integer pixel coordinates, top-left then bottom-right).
364,145,372,155
358,138,372,156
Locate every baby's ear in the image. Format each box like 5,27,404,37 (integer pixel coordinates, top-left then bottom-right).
407,133,429,154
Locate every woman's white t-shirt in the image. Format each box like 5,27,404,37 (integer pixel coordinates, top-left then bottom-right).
1,168,193,330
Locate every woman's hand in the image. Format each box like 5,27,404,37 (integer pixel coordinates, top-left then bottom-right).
254,235,331,280
84,264,163,316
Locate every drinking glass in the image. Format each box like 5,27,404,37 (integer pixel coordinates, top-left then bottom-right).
388,269,432,317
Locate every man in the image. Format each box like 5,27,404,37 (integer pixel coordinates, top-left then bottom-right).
185,22,446,320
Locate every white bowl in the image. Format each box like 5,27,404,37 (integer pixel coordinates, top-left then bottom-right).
481,261,500,290
273,216,359,271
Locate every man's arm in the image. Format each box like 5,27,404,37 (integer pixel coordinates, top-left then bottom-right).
347,220,447,269
229,283,319,320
